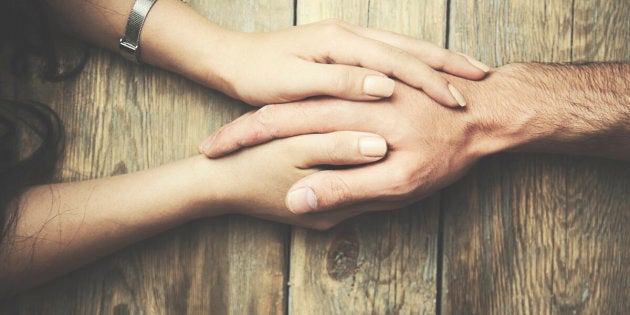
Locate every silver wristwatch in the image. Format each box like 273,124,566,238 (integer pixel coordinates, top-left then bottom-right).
119,0,158,63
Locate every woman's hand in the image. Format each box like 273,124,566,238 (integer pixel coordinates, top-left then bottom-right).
193,19,489,107
2,130,386,293
43,1,488,107
193,131,388,229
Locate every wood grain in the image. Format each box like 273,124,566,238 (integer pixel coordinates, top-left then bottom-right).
297,0,447,45
6,0,293,314
2,0,628,314
441,155,568,314
288,1,447,314
289,208,440,314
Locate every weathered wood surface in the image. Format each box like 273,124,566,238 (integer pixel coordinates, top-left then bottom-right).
289,2,446,314
1,0,628,314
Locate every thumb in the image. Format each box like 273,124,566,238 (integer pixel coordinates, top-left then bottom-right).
295,63,396,100
290,131,388,168
286,162,393,214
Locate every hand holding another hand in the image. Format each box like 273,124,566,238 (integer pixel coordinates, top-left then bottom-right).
194,131,389,229
193,19,489,107
199,76,509,214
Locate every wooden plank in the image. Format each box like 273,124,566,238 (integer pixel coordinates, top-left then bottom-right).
297,0,447,45
552,1,630,313
440,0,573,313
571,0,630,63
441,155,568,314
289,1,446,314
8,0,294,314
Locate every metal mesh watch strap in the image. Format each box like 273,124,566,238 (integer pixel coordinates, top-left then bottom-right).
119,0,158,63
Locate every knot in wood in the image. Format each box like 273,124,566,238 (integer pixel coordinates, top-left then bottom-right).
326,228,360,280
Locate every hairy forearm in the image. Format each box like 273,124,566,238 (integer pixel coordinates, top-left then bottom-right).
461,63,630,160
0,156,218,295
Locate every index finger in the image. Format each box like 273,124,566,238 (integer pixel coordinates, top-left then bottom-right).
342,24,490,79
200,98,378,158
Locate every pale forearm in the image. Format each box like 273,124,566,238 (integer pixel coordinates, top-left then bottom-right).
0,132,385,294
0,156,217,294
462,63,630,160
45,0,230,85
43,1,492,107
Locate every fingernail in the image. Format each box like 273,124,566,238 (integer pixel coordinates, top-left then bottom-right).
287,187,318,214
200,137,214,155
448,84,467,107
359,136,387,157
363,75,395,97
459,53,490,72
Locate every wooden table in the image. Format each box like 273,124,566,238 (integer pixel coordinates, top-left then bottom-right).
3,0,628,314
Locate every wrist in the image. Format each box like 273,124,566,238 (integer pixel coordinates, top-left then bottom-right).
182,155,234,219
139,0,236,90
459,63,630,159
453,64,545,157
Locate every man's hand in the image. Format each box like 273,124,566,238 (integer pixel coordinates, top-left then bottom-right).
200,82,497,214
199,63,629,214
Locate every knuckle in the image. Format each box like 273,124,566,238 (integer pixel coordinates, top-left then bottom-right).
331,69,353,94
389,168,418,196
420,70,447,89
429,72,449,87
253,105,280,138
212,126,230,146
325,134,350,164
255,103,276,118
382,46,412,77
386,45,409,60
432,51,450,70
213,126,226,139
325,149,343,165
437,48,462,70
320,172,354,206
319,19,348,37
313,20,352,62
